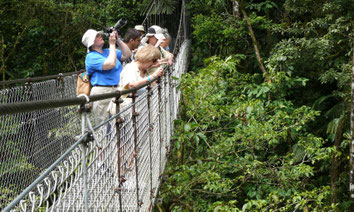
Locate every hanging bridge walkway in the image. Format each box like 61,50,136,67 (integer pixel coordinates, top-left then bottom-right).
0,1,189,211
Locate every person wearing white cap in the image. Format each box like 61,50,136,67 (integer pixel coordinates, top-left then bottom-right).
143,25,166,48
134,25,145,36
140,25,174,71
81,29,131,124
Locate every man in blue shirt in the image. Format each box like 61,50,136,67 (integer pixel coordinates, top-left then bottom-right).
82,29,131,124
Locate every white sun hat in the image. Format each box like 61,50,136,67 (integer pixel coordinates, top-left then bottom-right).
135,25,145,32
82,29,99,50
145,25,165,40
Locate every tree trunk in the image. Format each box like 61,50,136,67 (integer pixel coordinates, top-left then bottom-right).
331,122,343,204
238,1,267,75
232,0,240,17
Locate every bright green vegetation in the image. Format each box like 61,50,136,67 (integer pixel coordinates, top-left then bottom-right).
158,0,354,211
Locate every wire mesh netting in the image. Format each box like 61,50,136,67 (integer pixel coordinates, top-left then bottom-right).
0,75,81,210
1,40,190,211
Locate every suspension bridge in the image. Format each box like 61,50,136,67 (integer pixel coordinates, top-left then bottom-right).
0,1,189,211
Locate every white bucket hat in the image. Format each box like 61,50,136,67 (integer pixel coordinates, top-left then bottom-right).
135,25,145,32
82,29,99,49
146,25,165,40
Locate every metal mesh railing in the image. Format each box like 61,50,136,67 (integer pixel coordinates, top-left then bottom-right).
0,75,81,210
1,40,190,211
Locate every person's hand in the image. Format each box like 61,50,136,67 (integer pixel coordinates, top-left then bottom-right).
167,53,174,66
153,67,164,78
167,57,173,66
151,62,160,68
151,59,165,68
158,59,168,65
115,31,120,40
108,31,117,46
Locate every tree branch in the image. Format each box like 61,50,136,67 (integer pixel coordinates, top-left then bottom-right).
238,1,267,75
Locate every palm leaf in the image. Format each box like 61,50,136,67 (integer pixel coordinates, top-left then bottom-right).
312,94,334,110
141,0,178,15
324,102,345,119
326,113,346,135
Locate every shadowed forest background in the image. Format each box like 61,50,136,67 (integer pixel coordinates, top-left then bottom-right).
1,0,354,211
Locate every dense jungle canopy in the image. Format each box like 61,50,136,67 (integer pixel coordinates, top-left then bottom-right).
157,0,353,211
1,0,354,211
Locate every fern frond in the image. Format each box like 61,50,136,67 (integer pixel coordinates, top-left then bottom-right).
324,102,345,119
141,0,178,15
326,114,346,135
312,94,334,109
292,143,306,164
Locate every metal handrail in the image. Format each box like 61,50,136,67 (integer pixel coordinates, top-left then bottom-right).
0,73,160,116
0,70,85,87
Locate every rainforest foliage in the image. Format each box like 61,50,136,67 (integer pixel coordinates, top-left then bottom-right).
158,0,354,211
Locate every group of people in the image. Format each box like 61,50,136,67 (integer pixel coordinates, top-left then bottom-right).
81,24,173,124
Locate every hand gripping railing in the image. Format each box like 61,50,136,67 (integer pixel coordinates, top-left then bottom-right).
1,40,190,212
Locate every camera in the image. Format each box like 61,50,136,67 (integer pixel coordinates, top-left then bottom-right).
103,18,127,37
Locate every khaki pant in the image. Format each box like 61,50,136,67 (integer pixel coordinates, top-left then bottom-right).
90,86,116,125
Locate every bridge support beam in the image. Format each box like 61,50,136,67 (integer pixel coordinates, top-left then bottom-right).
132,91,141,211
114,97,124,211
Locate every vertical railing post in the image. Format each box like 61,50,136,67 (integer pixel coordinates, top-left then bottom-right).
57,73,64,99
164,70,169,156
131,91,141,210
170,71,175,129
25,78,33,101
114,96,123,211
146,85,154,203
168,67,174,136
81,141,89,212
57,73,65,154
157,77,163,177
24,78,36,175
79,105,89,212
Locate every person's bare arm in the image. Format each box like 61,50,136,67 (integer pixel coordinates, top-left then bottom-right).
102,31,117,70
126,67,164,88
117,39,131,62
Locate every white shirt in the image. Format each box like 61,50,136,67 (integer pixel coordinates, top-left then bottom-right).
107,61,146,114
119,62,146,99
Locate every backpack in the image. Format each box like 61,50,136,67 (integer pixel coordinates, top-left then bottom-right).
76,71,92,96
